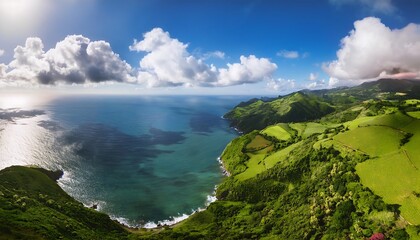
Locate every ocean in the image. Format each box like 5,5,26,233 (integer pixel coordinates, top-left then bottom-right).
0,95,246,227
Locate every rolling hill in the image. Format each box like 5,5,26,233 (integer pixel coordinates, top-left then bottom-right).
224,91,335,133
226,78,420,133
0,166,128,240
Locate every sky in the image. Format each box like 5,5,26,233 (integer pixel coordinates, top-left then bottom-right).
0,0,420,95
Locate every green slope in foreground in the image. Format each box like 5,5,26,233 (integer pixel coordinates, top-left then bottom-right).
0,166,128,240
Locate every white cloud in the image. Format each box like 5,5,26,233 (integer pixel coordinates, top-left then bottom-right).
1,28,277,89
0,64,7,78
324,17,420,81
3,35,135,85
204,51,225,59
328,77,361,88
309,73,317,81
329,0,396,14
217,55,277,86
306,79,326,89
277,50,299,59
130,28,277,87
267,78,296,92
0,49,4,57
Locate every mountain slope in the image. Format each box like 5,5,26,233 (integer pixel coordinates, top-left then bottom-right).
225,91,335,132
226,78,420,133
0,166,128,240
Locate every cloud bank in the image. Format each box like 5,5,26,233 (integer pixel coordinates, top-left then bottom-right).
4,35,135,85
325,17,420,81
267,78,296,92
0,28,277,88
130,28,277,87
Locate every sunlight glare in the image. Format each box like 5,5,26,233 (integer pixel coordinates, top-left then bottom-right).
0,0,51,36
0,93,53,109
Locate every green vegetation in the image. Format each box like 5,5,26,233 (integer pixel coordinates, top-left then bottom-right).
333,126,404,156
246,134,272,151
144,137,408,239
261,124,293,141
353,114,420,226
0,166,128,240
226,78,420,133
224,91,335,133
407,111,420,119
2,78,420,239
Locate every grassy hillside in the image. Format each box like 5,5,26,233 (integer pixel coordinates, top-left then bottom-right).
226,78,420,133
0,166,128,240
314,111,420,226
224,91,335,133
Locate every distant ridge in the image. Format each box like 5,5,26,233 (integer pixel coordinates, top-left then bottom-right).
225,78,420,132
224,91,335,133
358,78,420,92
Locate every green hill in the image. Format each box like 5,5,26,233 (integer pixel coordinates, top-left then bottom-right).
225,91,335,133
226,78,420,133
0,166,128,240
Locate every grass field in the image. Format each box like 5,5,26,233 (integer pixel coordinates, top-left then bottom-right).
334,125,403,156
289,122,329,139
348,113,420,225
289,123,306,137
356,150,420,225
404,99,420,105
246,135,272,150
261,124,293,141
264,142,301,169
344,116,376,130
358,112,414,129
302,123,329,138
235,152,267,181
407,111,420,119
236,142,302,181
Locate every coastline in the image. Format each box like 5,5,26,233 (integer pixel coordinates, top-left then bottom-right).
113,186,219,230
110,156,229,230
217,156,231,177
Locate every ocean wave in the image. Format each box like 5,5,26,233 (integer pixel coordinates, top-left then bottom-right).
110,185,219,229
217,157,231,176
233,127,243,134
142,213,190,228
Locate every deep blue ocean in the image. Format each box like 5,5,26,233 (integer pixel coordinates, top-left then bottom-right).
0,95,247,227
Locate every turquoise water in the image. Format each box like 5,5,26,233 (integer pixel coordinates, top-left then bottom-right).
0,95,245,226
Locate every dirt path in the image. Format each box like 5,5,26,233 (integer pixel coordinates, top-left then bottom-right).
333,139,369,155
403,149,418,170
